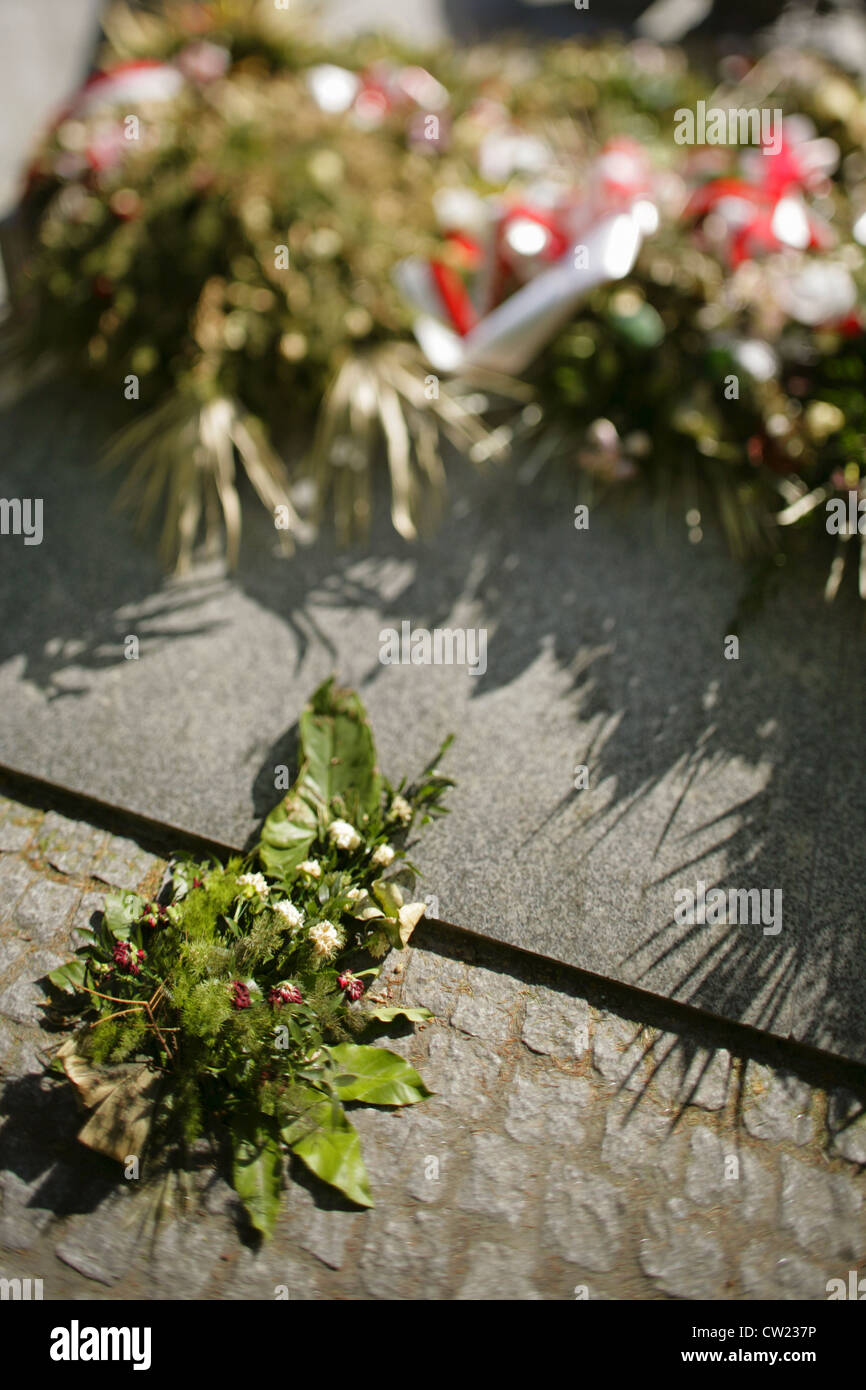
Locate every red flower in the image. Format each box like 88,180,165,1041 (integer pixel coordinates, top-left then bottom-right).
231,981,251,1009
338,971,365,1002
113,940,144,975
269,983,302,1007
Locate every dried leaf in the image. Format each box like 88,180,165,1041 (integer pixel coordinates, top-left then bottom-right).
57,1040,161,1163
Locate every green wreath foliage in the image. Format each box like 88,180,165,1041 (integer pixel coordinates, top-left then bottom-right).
11,1,866,590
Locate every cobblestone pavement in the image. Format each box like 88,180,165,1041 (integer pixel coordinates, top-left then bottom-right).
1,789,865,1301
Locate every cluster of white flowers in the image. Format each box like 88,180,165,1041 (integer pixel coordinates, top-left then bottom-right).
297,859,321,879
237,872,269,899
308,920,340,958
328,818,362,851
370,843,395,868
389,795,412,825
273,899,304,930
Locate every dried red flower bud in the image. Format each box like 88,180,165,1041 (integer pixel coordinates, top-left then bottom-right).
113,940,144,975
231,981,251,1009
338,971,365,1002
269,983,302,1007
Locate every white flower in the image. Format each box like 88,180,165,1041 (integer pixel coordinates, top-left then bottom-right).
308,920,340,958
370,843,395,868
328,818,361,851
389,795,412,825
297,859,322,879
346,887,366,901
273,900,304,930
237,872,269,899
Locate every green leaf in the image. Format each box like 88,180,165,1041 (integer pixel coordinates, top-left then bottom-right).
258,792,318,879
170,860,199,900
325,1043,432,1106
365,1005,434,1024
371,878,403,919
47,959,88,994
257,679,382,875
284,1091,373,1208
300,677,381,818
280,1086,331,1142
232,1117,283,1240
102,891,145,939
351,900,387,922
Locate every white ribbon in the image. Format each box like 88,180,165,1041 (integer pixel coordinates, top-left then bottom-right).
398,209,645,375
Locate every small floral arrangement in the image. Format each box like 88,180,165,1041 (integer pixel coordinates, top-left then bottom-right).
45,679,452,1236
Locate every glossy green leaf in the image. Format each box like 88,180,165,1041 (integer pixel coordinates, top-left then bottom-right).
279,1085,332,1144
326,1043,432,1106
365,1005,434,1024
284,1091,373,1208
258,678,381,875
371,878,403,919
102,891,145,939
299,678,381,817
47,959,88,994
232,1117,284,1240
258,792,318,879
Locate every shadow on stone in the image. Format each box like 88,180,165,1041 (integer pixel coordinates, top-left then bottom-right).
0,383,226,699
0,1069,117,1223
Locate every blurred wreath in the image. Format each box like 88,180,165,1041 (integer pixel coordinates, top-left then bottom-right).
6,0,866,596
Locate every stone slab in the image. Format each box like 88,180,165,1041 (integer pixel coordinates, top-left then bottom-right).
1,383,865,1066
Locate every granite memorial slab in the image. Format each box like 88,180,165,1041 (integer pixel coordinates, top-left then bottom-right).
1,382,865,1066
